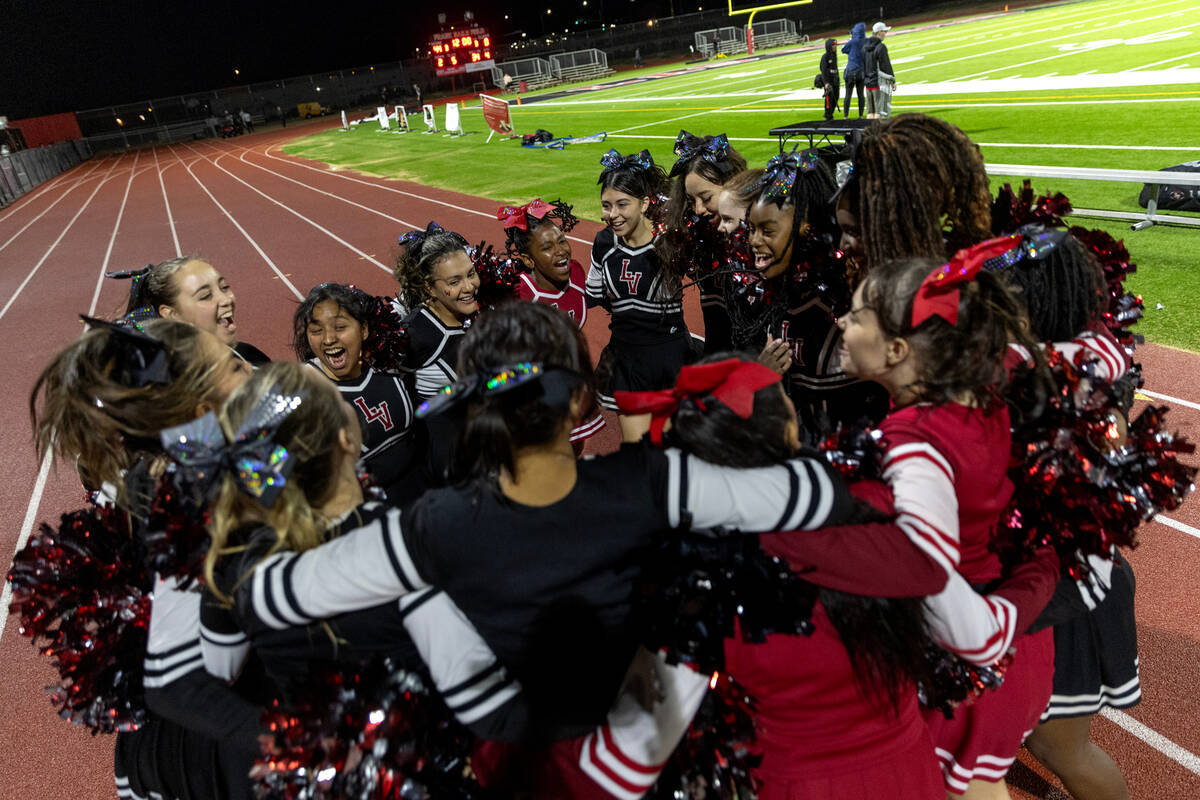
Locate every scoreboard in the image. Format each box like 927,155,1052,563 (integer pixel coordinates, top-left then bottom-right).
429,26,495,77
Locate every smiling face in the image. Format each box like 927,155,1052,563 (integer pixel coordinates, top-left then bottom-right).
836,191,864,265
306,299,367,381
716,188,749,236
747,198,796,280
684,171,724,222
520,221,573,291
837,281,896,383
427,250,480,321
601,187,650,240
160,260,238,346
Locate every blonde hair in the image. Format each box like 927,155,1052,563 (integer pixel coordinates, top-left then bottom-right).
205,362,349,603
30,319,225,503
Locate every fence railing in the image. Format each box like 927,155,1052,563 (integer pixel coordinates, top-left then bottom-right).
491,57,560,90
0,139,92,208
549,50,614,83
695,26,749,57
752,18,805,50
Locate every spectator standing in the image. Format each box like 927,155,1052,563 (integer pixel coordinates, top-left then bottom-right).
635,47,643,68
820,38,840,121
711,32,721,57
239,109,254,134
864,21,896,119
413,82,423,109
276,105,285,128
841,22,867,118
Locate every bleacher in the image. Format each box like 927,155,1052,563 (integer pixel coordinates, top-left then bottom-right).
752,19,806,50
550,49,616,84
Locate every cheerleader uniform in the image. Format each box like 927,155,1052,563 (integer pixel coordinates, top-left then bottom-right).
402,304,470,483
232,341,270,366
305,361,423,504
880,402,1056,794
517,262,606,444
586,228,695,410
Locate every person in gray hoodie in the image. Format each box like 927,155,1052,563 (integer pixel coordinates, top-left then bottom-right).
864,21,896,119
841,22,867,118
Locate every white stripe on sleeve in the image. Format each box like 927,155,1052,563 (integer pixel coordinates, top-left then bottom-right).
923,575,1018,666
884,444,961,572
677,452,838,532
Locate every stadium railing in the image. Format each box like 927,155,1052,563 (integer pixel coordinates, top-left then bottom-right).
0,139,92,208
695,26,749,57
492,57,560,91
987,163,1200,230
751,19,806,50
549,50,616,84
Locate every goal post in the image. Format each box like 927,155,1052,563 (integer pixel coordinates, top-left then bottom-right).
727,0,812,54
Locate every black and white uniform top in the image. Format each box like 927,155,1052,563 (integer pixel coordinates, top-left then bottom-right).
402,305,469,398
219,443,853,741
232,341,271,366
586,228,686,346
305,361,418,497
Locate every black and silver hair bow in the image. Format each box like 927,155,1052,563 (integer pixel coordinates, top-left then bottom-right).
81,315,171,388
159,387,305,507
670,131,731,176
416,362,579,419
398,221,445,248
599,148,654,176
756,147,821,204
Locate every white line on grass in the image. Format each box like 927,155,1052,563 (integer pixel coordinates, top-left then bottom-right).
1154,515,1200,541
1125,49,1200,71
1099,708,1200,776
603,134,1200,152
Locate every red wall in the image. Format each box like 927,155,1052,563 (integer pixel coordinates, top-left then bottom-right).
9,112,82,148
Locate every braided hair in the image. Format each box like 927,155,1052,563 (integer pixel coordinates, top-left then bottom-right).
852,114,992,272
395,224,470,307
994,227,1106,343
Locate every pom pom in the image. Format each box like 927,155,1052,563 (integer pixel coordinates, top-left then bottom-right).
362,295,410,373
636,536,817,674
6,505,151,733
1068,226,1144,352
919,648,1012,720
818,421,887,483
646,672,761,800
139,472,212,588
256,656,483,799
471,243,523,310
997,350,1196,578
991,180,1072,234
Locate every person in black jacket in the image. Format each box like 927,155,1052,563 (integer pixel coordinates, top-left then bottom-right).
864,22,896,119
820,39,840,121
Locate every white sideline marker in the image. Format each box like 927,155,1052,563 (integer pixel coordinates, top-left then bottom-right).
1100,709,1200,776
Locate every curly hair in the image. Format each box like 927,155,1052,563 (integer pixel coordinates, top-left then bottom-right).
852,114,993,272
861,257,1045,408
394,226,470,307
502,199,579,258
292,282,373,361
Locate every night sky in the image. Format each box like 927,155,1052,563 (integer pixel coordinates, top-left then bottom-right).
2,0,684,119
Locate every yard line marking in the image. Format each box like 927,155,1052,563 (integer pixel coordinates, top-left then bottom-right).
610,95,780,135
0,152,142,641
168,145,303,299
1154,515,1200,541
604,134,1200,152
0,156,127,322
1140,388,1200,412
1099,708,1200,776
1126,49,1200,70
153,145,182,257
177,142,392,275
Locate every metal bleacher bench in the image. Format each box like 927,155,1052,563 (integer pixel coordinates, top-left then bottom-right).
986,163,1200,231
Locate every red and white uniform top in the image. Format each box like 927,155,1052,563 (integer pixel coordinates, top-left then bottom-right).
518,260,588,328
1005,328,1131,380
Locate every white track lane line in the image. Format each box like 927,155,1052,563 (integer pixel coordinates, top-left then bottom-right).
0,158,106,226
176,142,392,275
1099,708,1200,776
0,151,143,641
1154,515,1200,540
166,145,303,299
253,145,597,247
153,145,182,257
1140,388,1200,412
0,156,127,322
0,162,112,255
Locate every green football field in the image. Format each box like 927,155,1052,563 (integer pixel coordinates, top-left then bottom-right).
284,0,1200,349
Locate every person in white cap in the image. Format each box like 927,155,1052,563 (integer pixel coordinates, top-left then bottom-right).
864,22,896,119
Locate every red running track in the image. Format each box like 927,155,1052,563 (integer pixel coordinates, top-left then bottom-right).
0,123,1196,798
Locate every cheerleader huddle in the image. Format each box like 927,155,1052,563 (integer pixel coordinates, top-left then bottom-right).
13,113,1195,800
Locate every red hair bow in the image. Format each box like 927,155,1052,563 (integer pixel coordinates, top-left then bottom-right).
911,235,1022,327
497,199,556,231
614,358,782,445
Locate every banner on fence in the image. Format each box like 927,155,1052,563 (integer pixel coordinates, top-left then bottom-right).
444,103,463,135
422,104,437,134
480,94,515,143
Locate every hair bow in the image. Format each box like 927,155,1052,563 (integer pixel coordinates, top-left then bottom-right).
670,131,731,176
81,315,171,388
416,362,579,419
614,358,782,445
160,387,305,507
756,148,820,203
600,148,654,175
497,199,557,231
398,221,444,247
105,265,153,310
911,235,1023,327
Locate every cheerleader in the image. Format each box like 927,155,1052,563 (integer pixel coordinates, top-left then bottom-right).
587,149,695,441
292,282,423,504
498,198,606,446
109,256,271,365
990,226,1139,800
28,319,258,800
736,149,889,433
837,250,1057,799
661,130,747,353
715,168,762,236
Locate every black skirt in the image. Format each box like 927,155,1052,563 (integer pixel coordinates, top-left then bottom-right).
114,712,255,800
1041,555,1141,721
596,334,698,410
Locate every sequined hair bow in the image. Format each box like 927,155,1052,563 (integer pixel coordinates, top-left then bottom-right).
398,220,445,247
600,148,654,176
911,235,1027,327
416,362,580,419
159,386,306,507
497,199,557,231
669,131,732,177
81,315,172,388
614,358,782,445
756,147,821,203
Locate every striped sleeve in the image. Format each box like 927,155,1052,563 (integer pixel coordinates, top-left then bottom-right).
664,450,853,532
239,507,429,631
882,440,961,576
143,576,205,689
586,239,610,309
198,588,249,681
1050,332,1130,382
923,575,1019,666
400,588,524,738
